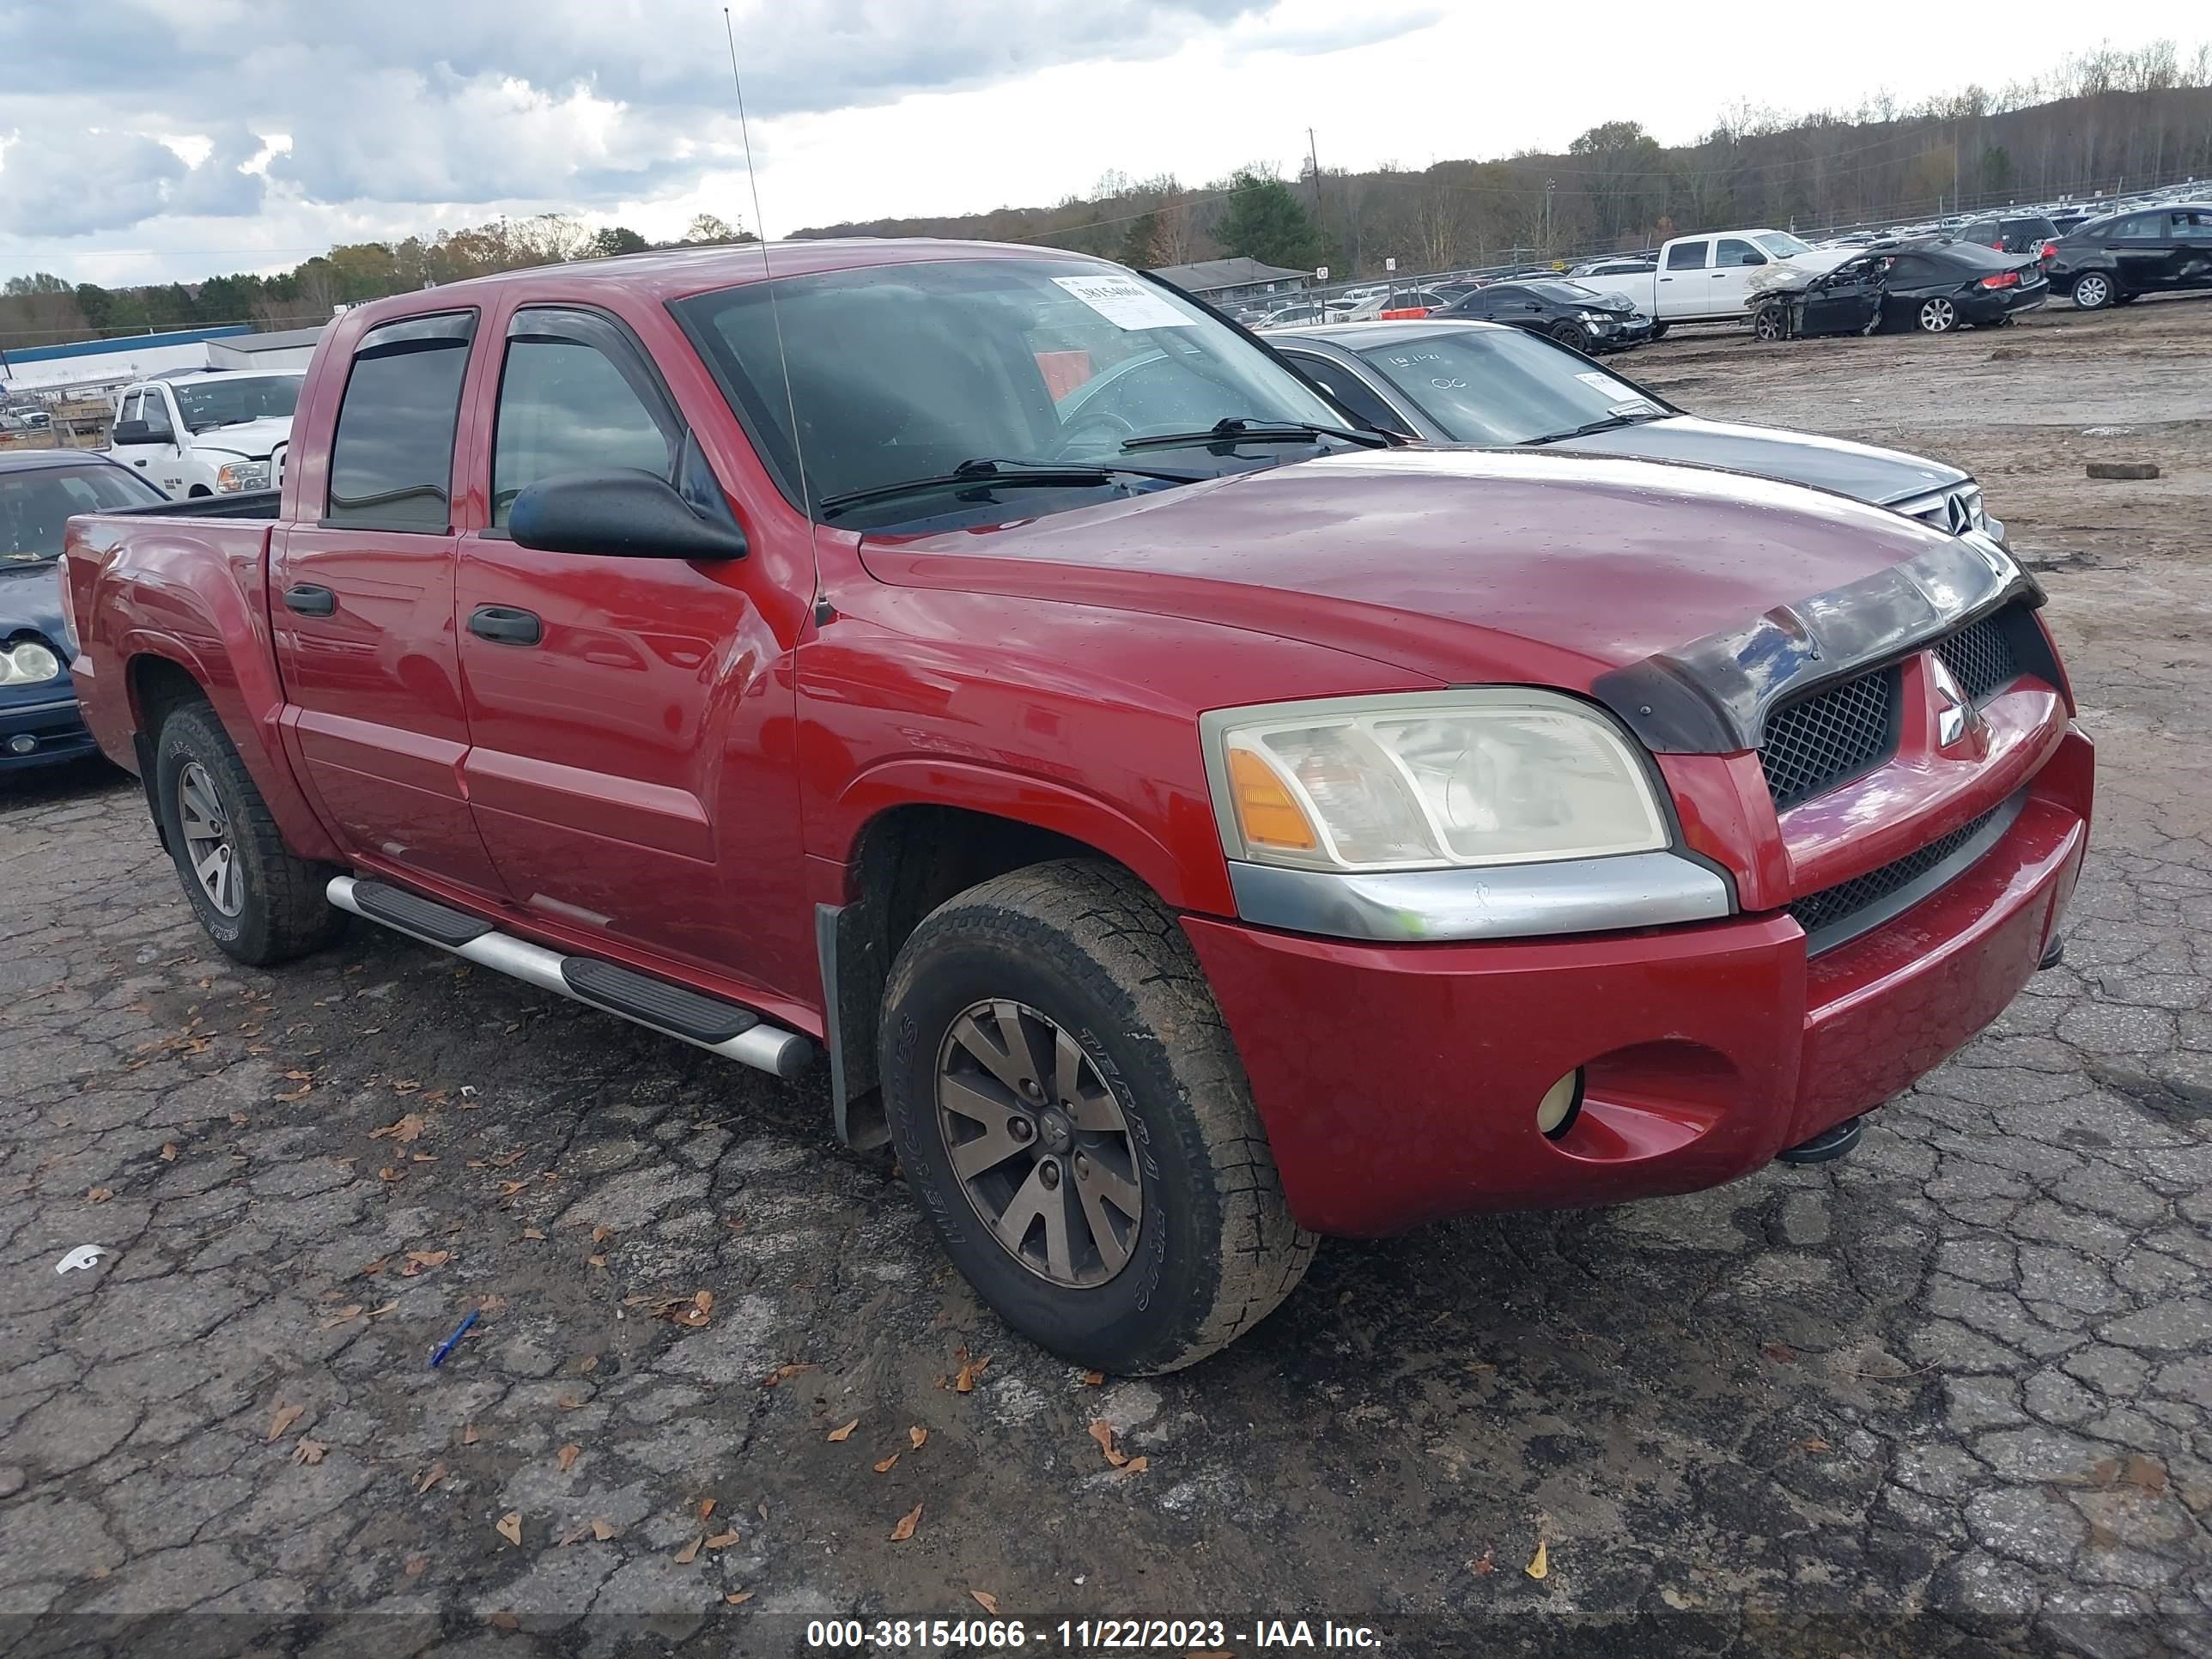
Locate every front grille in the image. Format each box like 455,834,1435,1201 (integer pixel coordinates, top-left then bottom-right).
1759,669,1896,811
1933,611,2021,704
1788,805,2001,941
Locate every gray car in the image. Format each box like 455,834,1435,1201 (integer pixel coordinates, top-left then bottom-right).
1269,319,2004,543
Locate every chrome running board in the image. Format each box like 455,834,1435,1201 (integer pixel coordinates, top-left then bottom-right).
326,875,813,1081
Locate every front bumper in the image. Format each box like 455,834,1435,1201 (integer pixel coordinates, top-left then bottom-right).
0,685,95,771
1184,726,2091,1237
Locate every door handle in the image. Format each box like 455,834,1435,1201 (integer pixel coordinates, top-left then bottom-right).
469,605,543,647
132,459,149,467
283,583,336,617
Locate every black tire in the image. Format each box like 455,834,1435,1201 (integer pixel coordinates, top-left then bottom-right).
2070,272,2116,311
881,860,1315,1374
1647,321,1669,340
1547,320,1588,351
152,700,346,966
1753,303,1790,343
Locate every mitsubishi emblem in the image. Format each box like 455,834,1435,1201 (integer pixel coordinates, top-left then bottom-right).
1929,655,1978,747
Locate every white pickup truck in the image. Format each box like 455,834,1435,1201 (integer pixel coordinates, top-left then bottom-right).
108,370,301,499
1603,230,1853,336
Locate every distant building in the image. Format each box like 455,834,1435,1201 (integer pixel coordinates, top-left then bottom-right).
1147,258,1311,304
207,325,328,374
0,326,253,396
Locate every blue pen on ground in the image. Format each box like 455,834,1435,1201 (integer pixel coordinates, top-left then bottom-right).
429,1308,479,1369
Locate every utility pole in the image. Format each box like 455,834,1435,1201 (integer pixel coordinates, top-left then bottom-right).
1544,178,1556,253
1307,127,1328,240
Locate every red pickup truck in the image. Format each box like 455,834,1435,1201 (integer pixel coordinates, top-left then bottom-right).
62,240,2093,1374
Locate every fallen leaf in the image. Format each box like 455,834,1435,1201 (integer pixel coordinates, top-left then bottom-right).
665,1290,714,1328
970,1590,1001,1614
1088,1421,1129,1468
578,1354,599,1374
403,1249,451,1272
1120,1455,1149,1475
591,1225,612,1244
358,1257,388,1277
392,1079,422,1095
318,1304,366,1330
591,1518,618,1541
873,1453,901,1474
461,1424,480,1445
267,1402,306,1443
495,1510,523,1547
284,1069,315,1082
486,1611,519,1631
827,1418,860,1443
275,1085,313,1103
952,1346,990,1393
1802,1437,1832,1454
403,1553,428,1577
890,1502,923,1543
378,1166,404,1182
673,1534,702,1565
160,1143,178,1162
762,1362,816,1388
489,1148,526,1167
555,1394,583,1411
1525,1540,1549,1581
1468,1551,1495,1576
2124,1455,2167,1493
410,1152,435,1164
415,1461,448,1495
521,1228,545,1241
291,1438,327,1466
724,1590,755,1606
586,1255,607,1269
909,1426,928,1449
556,1521,592,1547
556,1443,580,1472
706,1529,740,1549
87,1188,113,1204
1080,1370,1104,1387
1759,1341,1798,1365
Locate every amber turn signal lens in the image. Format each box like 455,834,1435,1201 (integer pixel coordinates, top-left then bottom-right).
1227,746,1319,852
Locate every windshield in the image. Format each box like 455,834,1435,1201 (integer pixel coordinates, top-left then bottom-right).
674,257,1352,530
173,375,302,432
1529,281,1603,303
3,463,163,562
1755,233,1814,260
1352,328,1664,446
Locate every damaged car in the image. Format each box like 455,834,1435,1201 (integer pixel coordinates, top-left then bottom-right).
1749,240,2048,340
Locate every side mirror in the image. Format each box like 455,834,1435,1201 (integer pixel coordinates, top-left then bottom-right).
508,470,749,562
112,419,154,445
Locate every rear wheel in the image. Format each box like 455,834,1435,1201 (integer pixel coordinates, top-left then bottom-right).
2071,272,2115,310
152,701,346,965
1753,302,1790,343
881,860,1315,1374
1917,297,1959,332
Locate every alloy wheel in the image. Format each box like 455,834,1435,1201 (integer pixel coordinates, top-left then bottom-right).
1919,298,1956,332
1754,307,1786,341
2074,274,2111,309
177,761,243,916
934,999,1144,1289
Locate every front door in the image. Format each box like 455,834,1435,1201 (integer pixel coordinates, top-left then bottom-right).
269,309,507,897
111,388,185,495
1801,259,1884,335
453,303,792,989
2111,214,2172,291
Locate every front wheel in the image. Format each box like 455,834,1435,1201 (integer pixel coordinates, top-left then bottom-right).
1647,321,1668,340
1917,297,1959,332
881,860,1315,1374
2070,272,2116,310
1753,302,1790,343
153,701,346,965
1547,320,1589,351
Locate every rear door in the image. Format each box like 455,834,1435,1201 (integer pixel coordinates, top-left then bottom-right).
2175,210,2212,287
452,302,791,986
1656,239,1711,319
268,310,508,896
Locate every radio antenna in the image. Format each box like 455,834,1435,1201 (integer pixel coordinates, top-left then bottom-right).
723,8,822,611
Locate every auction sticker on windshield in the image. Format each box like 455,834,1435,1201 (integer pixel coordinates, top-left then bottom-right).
1574,370,1642,401
1052,272,1197,331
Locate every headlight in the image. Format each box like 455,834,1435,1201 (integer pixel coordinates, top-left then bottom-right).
2,639,63,685
1202,690,1669,872
1579,310,1612,324
215,460,270,493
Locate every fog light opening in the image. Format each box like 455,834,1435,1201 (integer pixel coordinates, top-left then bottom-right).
6,735,36,756
1536,1069,1586,1140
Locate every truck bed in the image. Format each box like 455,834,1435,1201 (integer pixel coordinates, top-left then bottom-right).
104,489,282,521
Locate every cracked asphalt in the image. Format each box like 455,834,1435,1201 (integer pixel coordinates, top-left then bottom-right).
3,297,2209,1657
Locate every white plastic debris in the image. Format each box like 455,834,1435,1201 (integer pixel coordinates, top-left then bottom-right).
55,1245,107,1275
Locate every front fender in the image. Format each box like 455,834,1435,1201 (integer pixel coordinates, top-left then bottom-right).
823,757,1232,917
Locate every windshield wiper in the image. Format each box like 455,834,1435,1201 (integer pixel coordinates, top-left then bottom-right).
1120,416,1394,453
817,457,1203,520
1523,410,1665,447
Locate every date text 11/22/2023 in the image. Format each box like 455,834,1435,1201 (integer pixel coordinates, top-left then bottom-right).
804,1617,1384,1649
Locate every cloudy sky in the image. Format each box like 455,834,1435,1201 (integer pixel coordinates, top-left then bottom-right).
2,1,2205,291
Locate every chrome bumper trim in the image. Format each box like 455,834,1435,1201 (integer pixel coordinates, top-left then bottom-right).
1226,851,1733,943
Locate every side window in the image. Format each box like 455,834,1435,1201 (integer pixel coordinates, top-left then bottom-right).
325,312,477,532
1715,238,1766,267
1279,353,1405,436
491,310,678,527
2114,215,2162,241
1665,240,1710,270
118,392,143,427
139,389,174,441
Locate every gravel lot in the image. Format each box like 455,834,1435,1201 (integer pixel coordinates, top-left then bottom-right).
3,294,2209,1657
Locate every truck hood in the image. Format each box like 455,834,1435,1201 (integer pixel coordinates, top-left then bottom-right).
859,447,1966,692
1548,416,1969,507
188,416,292,460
